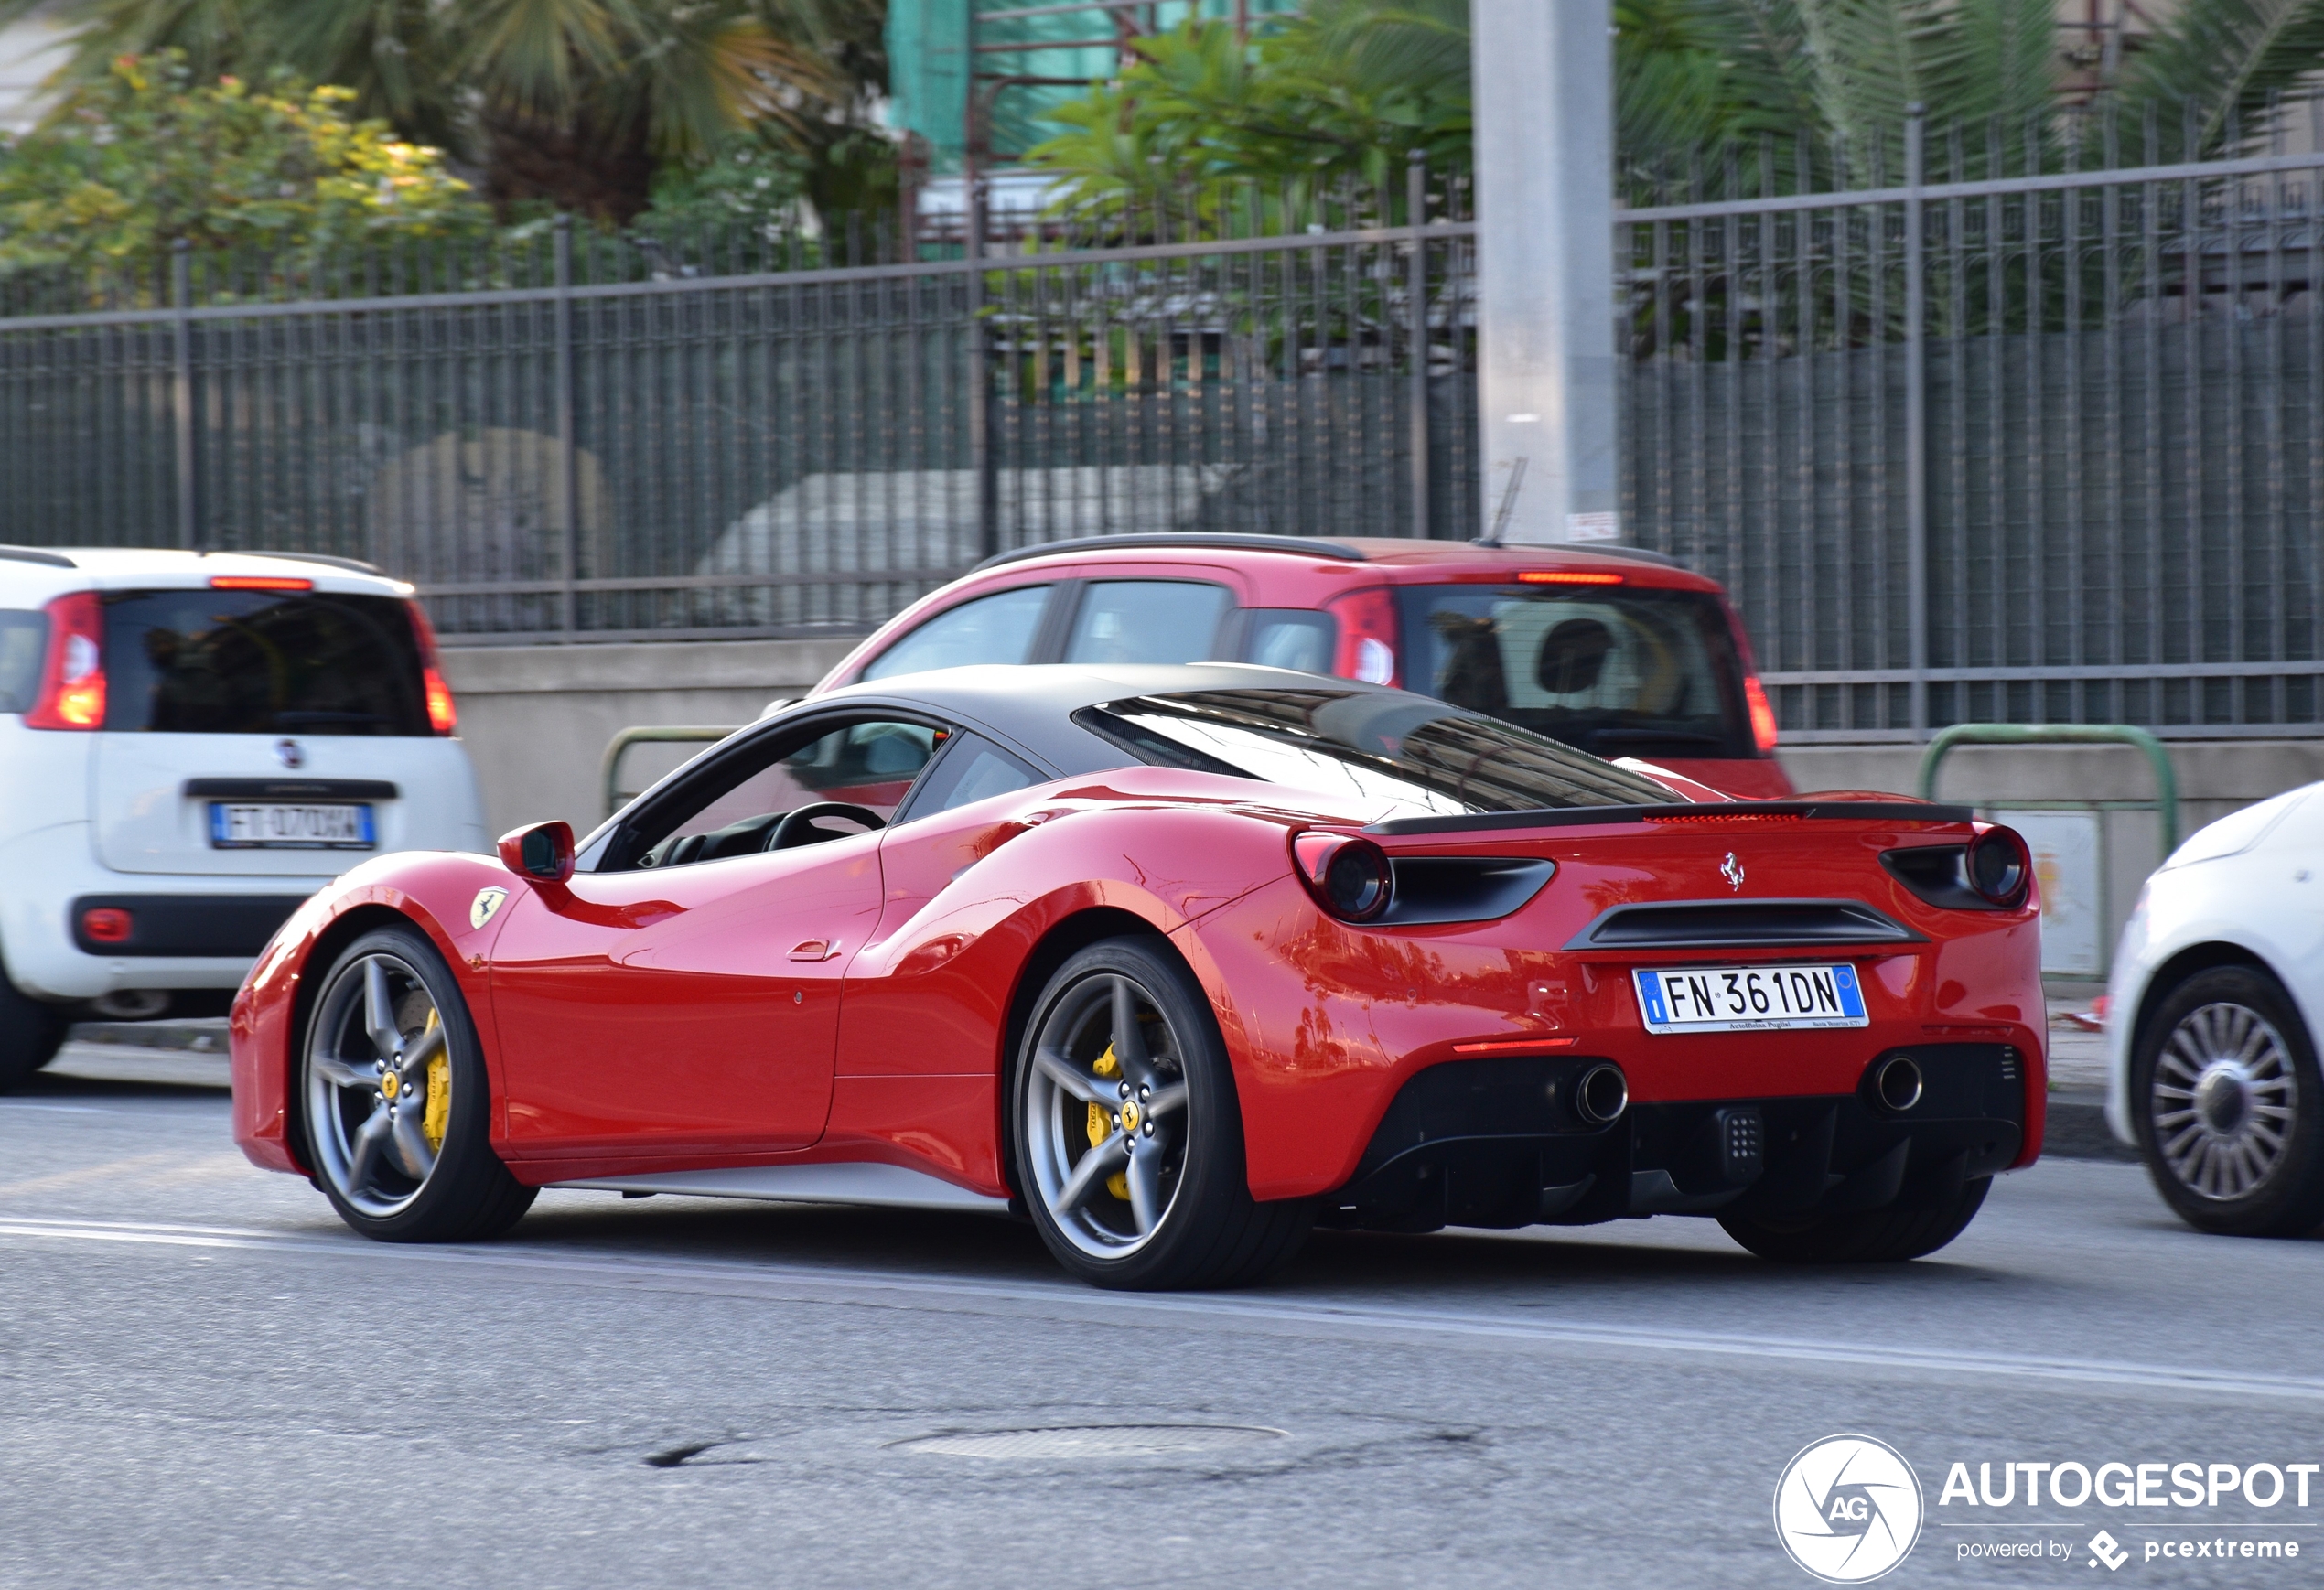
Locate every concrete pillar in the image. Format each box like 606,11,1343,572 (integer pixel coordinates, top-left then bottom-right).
1469,0,1619,544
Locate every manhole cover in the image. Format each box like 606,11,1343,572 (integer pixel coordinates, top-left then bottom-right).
893,1424,1286,1460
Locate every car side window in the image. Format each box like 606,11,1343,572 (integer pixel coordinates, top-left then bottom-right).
895,735,1047,825
620,716,947,868
1061,580,1232,667
862,586,1051,681
0,610,46,714
1242,609,1334,675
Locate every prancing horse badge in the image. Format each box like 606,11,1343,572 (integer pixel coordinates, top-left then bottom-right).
1720,852,1745,891
470,886,510,930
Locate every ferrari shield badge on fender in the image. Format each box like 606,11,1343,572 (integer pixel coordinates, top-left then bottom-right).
470,887,509,930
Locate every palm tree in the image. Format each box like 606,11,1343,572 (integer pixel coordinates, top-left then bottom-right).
1621,0,2324,182
1030,0,2324,203
1,0,883,224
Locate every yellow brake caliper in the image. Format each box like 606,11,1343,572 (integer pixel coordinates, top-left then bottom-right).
419,1011,451,1152
1085,1044,1130,1201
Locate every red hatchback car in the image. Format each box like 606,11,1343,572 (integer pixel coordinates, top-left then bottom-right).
813,533,1792,799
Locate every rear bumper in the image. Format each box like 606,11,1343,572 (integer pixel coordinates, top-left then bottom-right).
70,894,308,958
0,826,331,999
1324,1046,2028,1231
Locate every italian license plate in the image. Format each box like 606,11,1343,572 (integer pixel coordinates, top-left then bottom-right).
209,802,375,850
1632,963,1868,1034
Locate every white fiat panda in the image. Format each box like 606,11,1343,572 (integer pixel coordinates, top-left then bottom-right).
0,547,489,1088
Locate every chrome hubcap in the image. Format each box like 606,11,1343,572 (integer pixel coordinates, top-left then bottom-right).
1024,973,1189,1259
307,952,450,1219
2153,1001,2297,1202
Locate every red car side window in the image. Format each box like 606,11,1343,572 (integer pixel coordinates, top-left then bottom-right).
1060,580,1232,666
863,586,1051,681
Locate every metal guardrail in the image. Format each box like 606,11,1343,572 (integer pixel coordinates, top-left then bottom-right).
1917,723,2180,857
601,725,743,819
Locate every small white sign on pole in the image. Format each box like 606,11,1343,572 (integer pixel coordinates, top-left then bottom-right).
1990,808,2103,976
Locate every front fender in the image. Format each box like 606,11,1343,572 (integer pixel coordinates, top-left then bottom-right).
230,851,523,1174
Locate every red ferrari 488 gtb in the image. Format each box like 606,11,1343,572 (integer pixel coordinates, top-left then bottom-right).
231,664,2044,1289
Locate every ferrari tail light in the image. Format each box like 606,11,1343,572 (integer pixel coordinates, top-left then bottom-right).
1881,828,2032,912
1743,675,1779,753
1966,826,2030,907
25,591,106,730
405,600,457,736
1292,833,1394,922
1325,587,1400,687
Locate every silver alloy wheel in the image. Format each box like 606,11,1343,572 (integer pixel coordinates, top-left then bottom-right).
307,952,451,1219
2152,1000,2298,1202
1024,972,1189,1258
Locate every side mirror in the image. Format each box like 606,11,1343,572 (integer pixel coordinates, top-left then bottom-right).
498,820,575,884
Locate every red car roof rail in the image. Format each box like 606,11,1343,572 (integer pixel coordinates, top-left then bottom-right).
972,532,1371,572
1366,800,1975,837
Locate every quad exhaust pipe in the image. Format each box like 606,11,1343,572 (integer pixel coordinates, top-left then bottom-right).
1869,1055,1924,1114
1576,1063,1630,1126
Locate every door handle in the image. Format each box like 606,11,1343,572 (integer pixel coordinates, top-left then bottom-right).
789,939,842,962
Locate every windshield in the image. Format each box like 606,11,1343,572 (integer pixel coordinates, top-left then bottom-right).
102,590,433,736
1396,584,1752,761
1074,688,1674,817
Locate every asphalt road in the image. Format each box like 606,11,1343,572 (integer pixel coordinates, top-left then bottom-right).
4,1047,2321,1590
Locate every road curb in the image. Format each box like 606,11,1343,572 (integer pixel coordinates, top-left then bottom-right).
2044,1094,2137,1163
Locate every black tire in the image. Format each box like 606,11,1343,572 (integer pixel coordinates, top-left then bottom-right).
300,924,535,1242
1010,937,1313,1290
1718,1176,1991,1263
2130,963,2324,1237
0,967,68,1094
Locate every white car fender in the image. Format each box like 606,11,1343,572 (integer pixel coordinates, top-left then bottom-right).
2107,787,2324,1144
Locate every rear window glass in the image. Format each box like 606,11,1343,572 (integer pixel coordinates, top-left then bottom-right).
103,590,431,736
864,585,1049,681
0,610,45,714
1075,688,1673,817
1396,585,1752,760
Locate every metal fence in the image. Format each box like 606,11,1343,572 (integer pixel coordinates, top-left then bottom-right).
0,176,1479,643
8,110,2324,743
1620,102,2324,740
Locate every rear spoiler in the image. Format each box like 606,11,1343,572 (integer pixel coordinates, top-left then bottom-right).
1366,800,1975,837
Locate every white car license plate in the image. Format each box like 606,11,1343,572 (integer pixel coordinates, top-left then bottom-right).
1633,963,1867,1034
209,802,375,850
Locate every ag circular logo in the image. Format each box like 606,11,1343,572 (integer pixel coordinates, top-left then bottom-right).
1773,1434,1924,1583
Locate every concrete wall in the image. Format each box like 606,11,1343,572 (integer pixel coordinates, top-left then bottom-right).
439,637,2324,976
439,638,857,837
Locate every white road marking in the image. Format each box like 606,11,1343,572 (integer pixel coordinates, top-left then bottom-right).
0,1213,2314,1405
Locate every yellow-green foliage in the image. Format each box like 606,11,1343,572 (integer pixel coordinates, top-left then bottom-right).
0,51,489,271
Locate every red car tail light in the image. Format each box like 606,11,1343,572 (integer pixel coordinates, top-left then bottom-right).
1517,570,1624,586
1292,832,1394,922
1325,586,1399,686
209,575,313,591
1966,826,2031,908
80,906,133,944
1743,675,1779,753
406,600,457,736
25,591,106,730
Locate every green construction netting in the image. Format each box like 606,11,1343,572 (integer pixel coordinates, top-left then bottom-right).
886,0,1301,173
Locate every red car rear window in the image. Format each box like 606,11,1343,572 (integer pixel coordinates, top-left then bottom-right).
1394,584,1753,762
